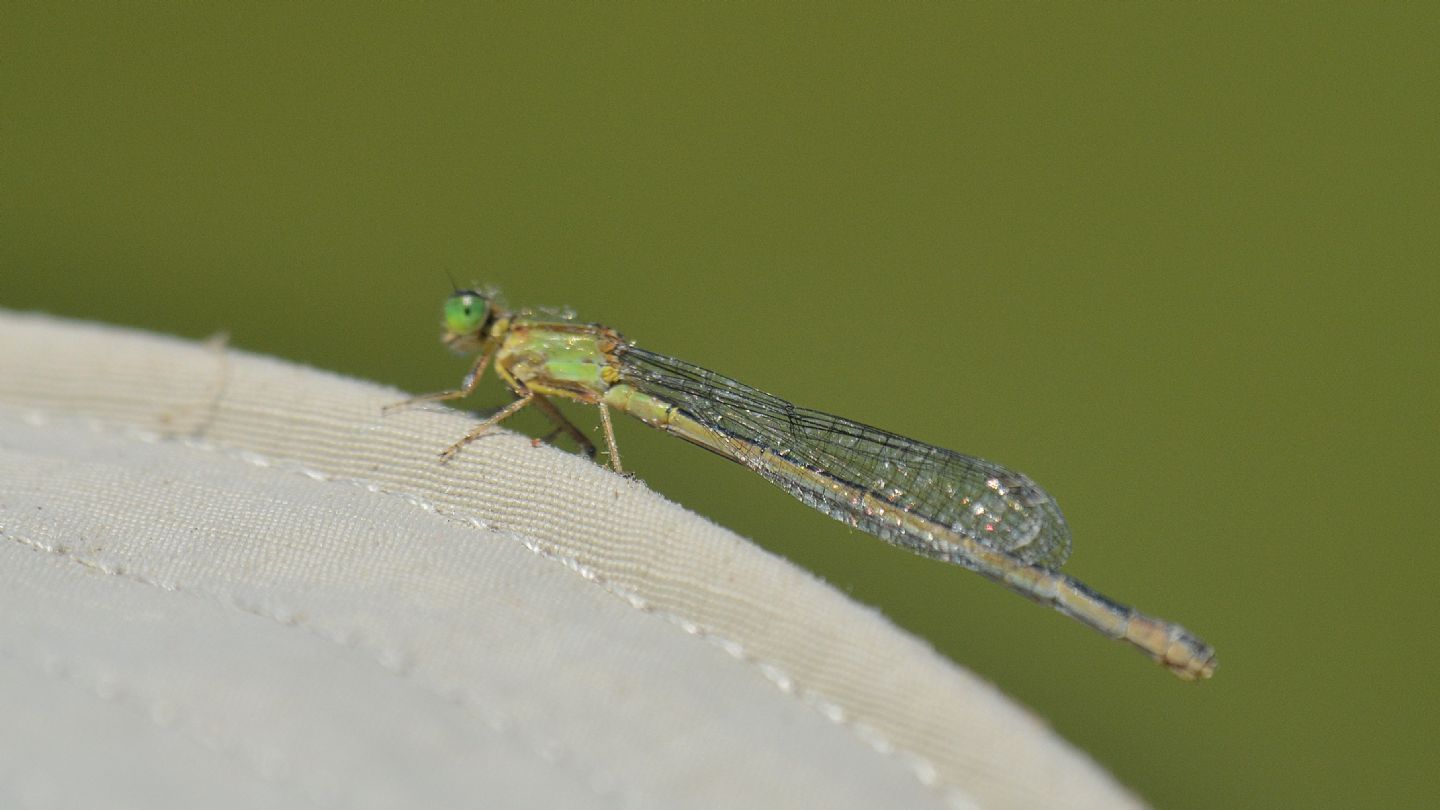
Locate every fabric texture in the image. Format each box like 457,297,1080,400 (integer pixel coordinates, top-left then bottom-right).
0,309,1142,809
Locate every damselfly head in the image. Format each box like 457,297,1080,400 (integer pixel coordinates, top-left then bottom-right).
442,289,499,353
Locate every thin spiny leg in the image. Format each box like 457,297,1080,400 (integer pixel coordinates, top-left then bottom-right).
383,345,496,414
529,392,598,459
596,401,623,474
439,390,535,462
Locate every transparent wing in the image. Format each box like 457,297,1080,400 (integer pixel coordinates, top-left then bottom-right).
618,345,1072,568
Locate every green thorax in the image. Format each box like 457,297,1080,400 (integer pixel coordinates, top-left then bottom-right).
494,316,623,401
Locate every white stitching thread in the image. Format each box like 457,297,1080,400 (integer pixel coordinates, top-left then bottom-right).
5,413,629,809
0,519,615,807
10,408,977,809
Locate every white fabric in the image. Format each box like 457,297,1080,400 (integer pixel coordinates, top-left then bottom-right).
0,309,1142,809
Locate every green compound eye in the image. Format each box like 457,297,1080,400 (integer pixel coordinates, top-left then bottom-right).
443,292,488,335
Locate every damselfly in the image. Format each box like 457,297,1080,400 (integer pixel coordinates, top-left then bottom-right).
389,289,1217,680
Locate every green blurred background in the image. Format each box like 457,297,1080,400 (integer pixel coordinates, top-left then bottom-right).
3,5,1435,807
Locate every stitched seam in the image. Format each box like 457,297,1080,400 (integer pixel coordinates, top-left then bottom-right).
3,414,633,809
0,522,621,809
11,408,974,809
